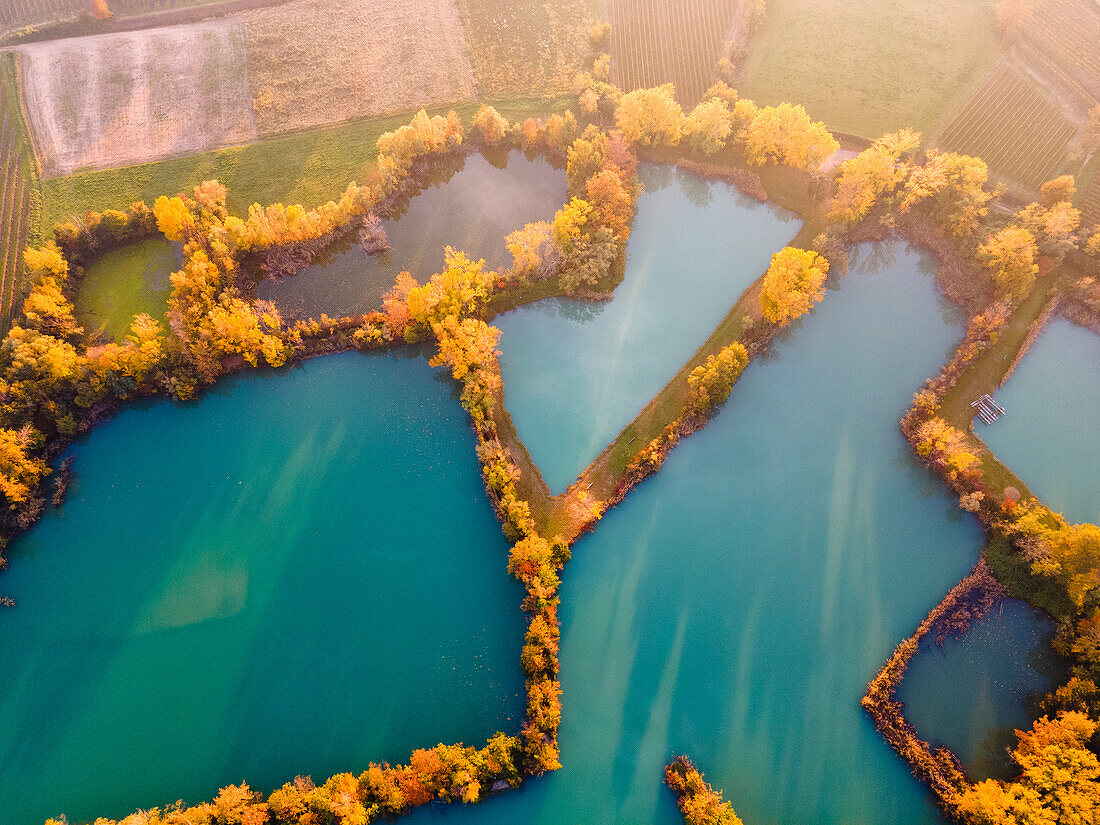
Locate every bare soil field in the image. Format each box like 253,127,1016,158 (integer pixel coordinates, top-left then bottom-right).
243,0,476,135
457,0,597,97
936,59,1076,190
17,17,258,176
607,0,740,106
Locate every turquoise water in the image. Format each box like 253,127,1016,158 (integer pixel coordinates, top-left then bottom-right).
899,599,1064,781
0,352,524,825
979,318,1099,525
257,151,567,319
406,241,979,825
497,163,801,494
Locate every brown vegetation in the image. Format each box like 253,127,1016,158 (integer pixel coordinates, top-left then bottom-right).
244,0,475,136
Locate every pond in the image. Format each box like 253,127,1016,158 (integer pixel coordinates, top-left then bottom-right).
497,163,802,494
74,237,178,343
898,599,1064,781
256,151,568,320
978,317,1099,525
405,241,980,825
0,351,524,825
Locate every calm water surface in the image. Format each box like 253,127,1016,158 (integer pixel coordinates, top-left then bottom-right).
497,164,801,493
408,240,980,825
257,151,567,319
979,318,1099,524
0,352,523,825
900,599,1064,781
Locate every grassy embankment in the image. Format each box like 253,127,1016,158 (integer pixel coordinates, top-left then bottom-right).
737,0,1000,139
40,97,572,229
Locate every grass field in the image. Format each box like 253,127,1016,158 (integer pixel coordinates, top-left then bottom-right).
243,0,475,135
18,17,258,175
738,0,1000,138
456,0,599,97
607,0,740,105
39,97,570,231
0,53,41,335
936,60,1076,190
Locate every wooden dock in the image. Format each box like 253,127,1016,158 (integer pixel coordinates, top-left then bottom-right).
970,394,1005,425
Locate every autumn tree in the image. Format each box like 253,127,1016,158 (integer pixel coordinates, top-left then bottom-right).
830,129,921,225
566,127,609,193
1041,174,1076,206
404,247,496,332
586,168,634,241
956,712,1100,825
686,342,749,418
429,317,501,381
91,0,111,20
615,84,684,147
21,244,82,341
683,98,734,155
900,150,992,238
760,247,829,325
552,197,618,293
473,104,508,146
1016,200,1081,261
0,426,49,505
506,221,556,281
153,195,195,242
740,102,838,172
979,226,1039,301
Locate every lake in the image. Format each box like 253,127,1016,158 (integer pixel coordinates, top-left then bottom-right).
256,151,567,320
0,351,524,825
979,317,1099,525
406,240,981,825
899,598,1064,781
497,163,802,494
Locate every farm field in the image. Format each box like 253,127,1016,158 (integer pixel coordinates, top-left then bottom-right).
17,18,257,176
0,0,83,35
456,0,598,97
936,60,1076,190
1016,0,1100,102
243,0,476,135
737,0,1000,138
39,96,570,230
607,0,740,106
0,53,40,335
1079,156,1100,225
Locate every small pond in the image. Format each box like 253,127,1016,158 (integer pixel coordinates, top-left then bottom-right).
497,163,802,493
74,237,178,343
406,241,979,825
256,151,567,319
0,351,524,825
899,598,1064,781
978,317,1099,524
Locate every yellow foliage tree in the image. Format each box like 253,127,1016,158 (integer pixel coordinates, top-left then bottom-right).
615,84,684,147
429,317,501,381
830,129,921,225
153,195,195,242
473,104,508,145
956,712,1100,825
0,426,49,505
760,247,829,325
740,102,838,172
683,98,734,155
979,226,1039,301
